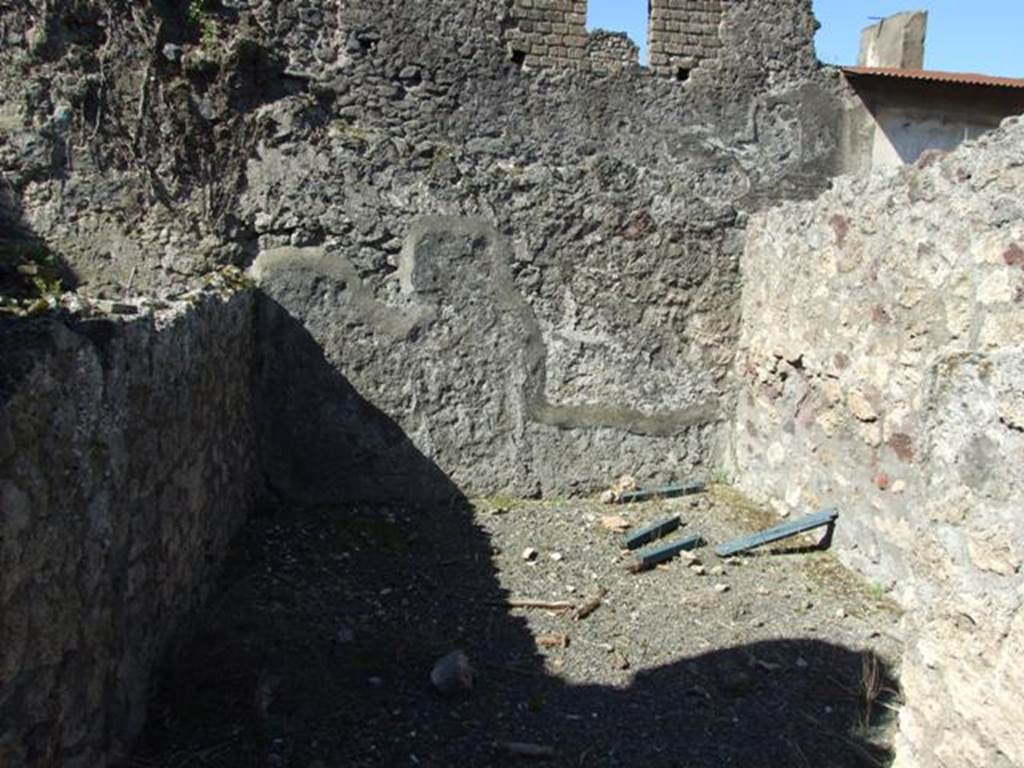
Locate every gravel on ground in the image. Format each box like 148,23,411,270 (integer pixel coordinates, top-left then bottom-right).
131,485,903,768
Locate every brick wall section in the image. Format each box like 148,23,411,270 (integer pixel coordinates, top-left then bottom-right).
509,0,734,77
648,0,734,79
585,30,640,73
508,0,588,70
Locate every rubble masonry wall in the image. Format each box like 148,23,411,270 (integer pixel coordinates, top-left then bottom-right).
1,0,835,762
727,119,1024,768
239,0,834,502
0,293,260,767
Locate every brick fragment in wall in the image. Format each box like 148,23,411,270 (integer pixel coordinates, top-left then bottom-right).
508,0,731,75
648,0,732,75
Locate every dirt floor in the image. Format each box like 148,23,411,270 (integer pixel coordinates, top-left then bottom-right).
129,486,904,768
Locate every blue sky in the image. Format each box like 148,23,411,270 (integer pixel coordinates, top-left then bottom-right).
586,1,1024,77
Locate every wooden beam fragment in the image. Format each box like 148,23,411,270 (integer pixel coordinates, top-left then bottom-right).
490,599,574,611
574,587,608,620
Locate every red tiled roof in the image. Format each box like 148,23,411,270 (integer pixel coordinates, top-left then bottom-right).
842,66,1024,90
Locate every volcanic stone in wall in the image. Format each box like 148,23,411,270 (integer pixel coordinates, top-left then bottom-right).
236,0,839,499
0,293,260,767
728,116,1024,768
252,219,723,502
2,0,841,504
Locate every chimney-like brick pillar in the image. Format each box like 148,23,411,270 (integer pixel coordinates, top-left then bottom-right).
857,10,928,70
508,0,589,70
648,0,733,79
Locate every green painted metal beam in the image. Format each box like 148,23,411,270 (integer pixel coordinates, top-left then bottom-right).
616,480,705,505
714,508,839,557
630,533,705,572
622,514,682,550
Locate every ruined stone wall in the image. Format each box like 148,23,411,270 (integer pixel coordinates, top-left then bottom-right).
726,118,1024,768
239,0,839,501
0,292,260,767
506,11,640,74
648,0,733,79
1,0,837,503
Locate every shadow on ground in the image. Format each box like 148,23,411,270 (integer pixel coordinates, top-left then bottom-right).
130,297,898,768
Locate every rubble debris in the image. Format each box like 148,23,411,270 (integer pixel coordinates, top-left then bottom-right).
713,508,839,557
522,547,539,561
430,650,474,695
574,587,608,620
599,474,639,504
493,741,558,759
622,514,682,550
616,480,705,505
133,490,906,767
601,515,631,532
629,534,705,573
536,633,570,649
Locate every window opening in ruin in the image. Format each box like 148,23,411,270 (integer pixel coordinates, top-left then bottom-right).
675,66,691,83
586,0,648,65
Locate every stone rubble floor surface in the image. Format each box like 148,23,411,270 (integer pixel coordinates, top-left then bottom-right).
131,486,904,768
